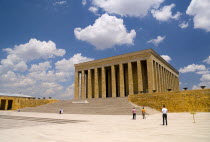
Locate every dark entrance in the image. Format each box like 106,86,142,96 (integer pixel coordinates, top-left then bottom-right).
0,99,6,110
105,66,112,97
7,100,13,110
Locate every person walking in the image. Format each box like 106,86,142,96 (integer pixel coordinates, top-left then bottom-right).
142,107,146,119
59,108,64,114
132,108,136,120
162,105,168,125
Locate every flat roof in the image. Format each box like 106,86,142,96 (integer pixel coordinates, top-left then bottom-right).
0,93,35,98
75,49,179,74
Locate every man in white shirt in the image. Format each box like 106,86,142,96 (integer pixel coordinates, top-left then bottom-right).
162,105,168,125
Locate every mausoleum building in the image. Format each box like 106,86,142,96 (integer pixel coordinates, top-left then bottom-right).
74,49,179,99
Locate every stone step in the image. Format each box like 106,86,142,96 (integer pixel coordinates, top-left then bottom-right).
20,97,158,115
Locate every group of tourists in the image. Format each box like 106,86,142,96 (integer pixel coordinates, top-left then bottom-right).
132,105,168,125
132,107,146,120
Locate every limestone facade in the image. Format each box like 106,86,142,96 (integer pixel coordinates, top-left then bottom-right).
0,96,58,110
74,49,179,99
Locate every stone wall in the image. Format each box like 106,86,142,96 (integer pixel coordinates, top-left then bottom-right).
0,96,58,110
18,99,58,110
128,89,210,112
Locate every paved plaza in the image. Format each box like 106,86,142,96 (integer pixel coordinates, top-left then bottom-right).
0,111,209,142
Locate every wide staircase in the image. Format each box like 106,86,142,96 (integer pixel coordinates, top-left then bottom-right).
20,97,147,115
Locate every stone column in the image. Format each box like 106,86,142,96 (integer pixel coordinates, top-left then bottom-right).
175,76,178,91
165,70,169,91
147,58,155,93
101,67,106,98
94,68,99,98
137,60,143,93
169,72,172,90
163,68,166,92
128,62,134,95
111,65,116,97
160,66,164,92
177,76,180,91
171,73,174,91
173,75,176,91
155,63,160,92
5,100,8,110
81,70,86,99
119,63,125,97
88,69,92,98
74,70,79,99
153,61,157,92
174,75,176,91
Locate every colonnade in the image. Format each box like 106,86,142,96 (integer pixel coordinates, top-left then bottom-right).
74,59,179,99
153,61,179,93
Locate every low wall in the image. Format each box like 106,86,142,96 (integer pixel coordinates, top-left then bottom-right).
128,89,210,112
0,96,58,110
18,99,58,110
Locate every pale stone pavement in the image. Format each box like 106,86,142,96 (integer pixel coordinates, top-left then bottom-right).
0,111,209,142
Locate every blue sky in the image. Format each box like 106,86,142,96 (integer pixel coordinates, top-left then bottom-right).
0,0,210,99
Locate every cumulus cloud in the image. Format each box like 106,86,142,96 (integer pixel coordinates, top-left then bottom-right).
0,38,65,75
82,0,87,6
91,0,164,17
13,61,28,72
4,38,65,62
55,53,93,73
200,74,210,82
203,56,210,64
60,84,74,99
74,14,136,50
89,6,99,15
151,4,181,21
179,64,206,73
186,0,210,32
161,55,172,62
147,36,165,46
179,21,189,29
196,70,210,75
192,81,210,90
0,52,92,99
29,61,51,72
0,38,93,99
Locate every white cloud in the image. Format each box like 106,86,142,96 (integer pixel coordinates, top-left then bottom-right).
55,53,93,73
82,0,87,6
192,85,199,90
196,70,210,75
161,55,172,62
54,1,67,5
179,21,189,29
29,61,51,72
0,39,92,100
60,84,74,99
186,0,210,32
89,6,99,15
14,61,28,72
4,38,65,62
200,74,210,82
0,38,65,75
147,36,165,46
179,64,206,73
151,4,181,21
28,71,70,83
74,14,136,50
91,0,164,17
192,81,210,90
203,56,210,64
